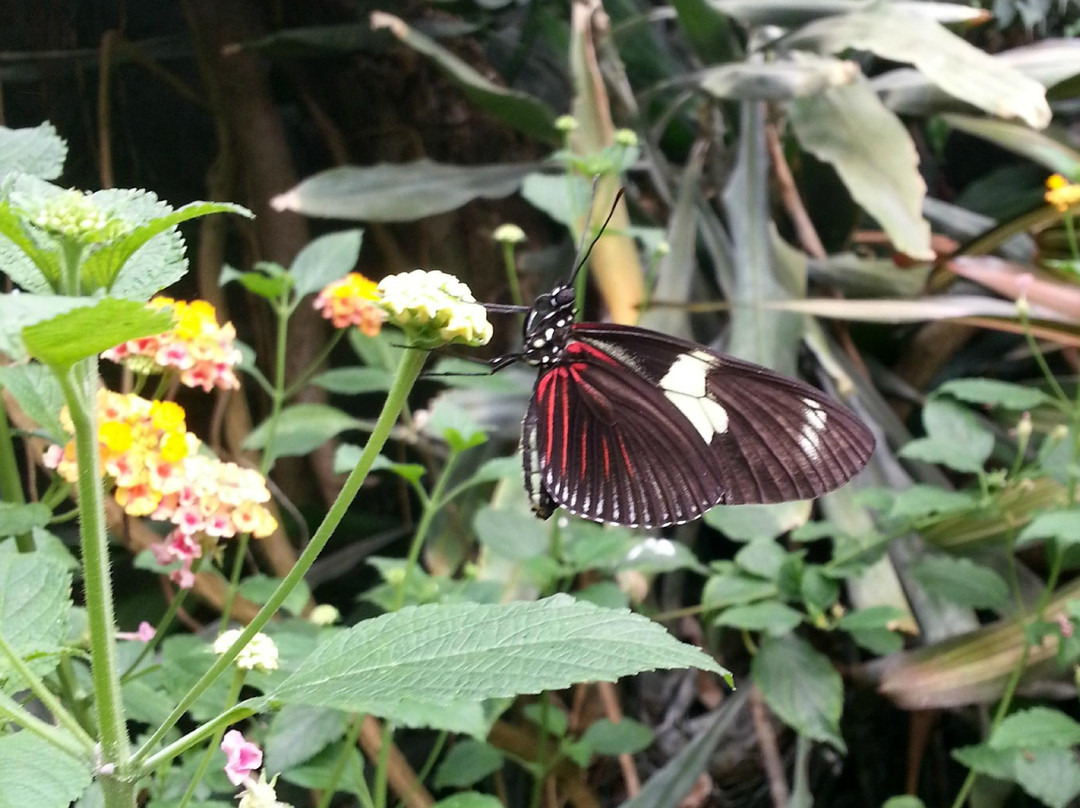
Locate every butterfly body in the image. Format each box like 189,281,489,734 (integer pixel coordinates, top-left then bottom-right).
513,285,875,528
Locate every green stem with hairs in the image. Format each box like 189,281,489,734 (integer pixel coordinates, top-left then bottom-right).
57,358,133,806
140,699,260,773
174,667,246,808
132,347,429,770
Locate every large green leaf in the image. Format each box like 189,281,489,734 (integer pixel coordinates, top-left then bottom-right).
0,553,71,686
0,294,88,361
898,397,994,474
243,403,363,462
716,601,804,636
264,705,346,773
937,377,1055,411
786,5,1050,128
433,740,505,789
752,634,845,750
273,596,729,720
370,12,558,144
789,77,932,260
0,363,65,441
0,502,51,538
942,115,1080,178
289,229,363,299
954,744,1080,808
991,707,1080,750
272,159,539,221
0,122,67,181
1017,508,1080,549
22,297,174,372
705,500,811,541
0,732,90,808
909,554,1010,611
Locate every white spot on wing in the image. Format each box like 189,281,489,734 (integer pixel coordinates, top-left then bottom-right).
660,352,729,442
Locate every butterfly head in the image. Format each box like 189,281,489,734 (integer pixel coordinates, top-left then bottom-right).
522,285,576,367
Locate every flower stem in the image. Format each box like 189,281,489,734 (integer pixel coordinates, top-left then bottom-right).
0,631,96,751
132,347,429,769
219,533,250,631
318,714,370,808
0,399,33,552
140,699,260,773
174,667,246,808
501,243,525,311
121,556,205,681
393,449,458,611
0,686,90,760
56,359,132,795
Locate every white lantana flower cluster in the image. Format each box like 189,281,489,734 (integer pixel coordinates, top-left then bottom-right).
213,629,279,672
377,269,493,348
29,189,125,243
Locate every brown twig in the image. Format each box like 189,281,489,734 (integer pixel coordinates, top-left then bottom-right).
596,681,641,798
749,685,789,808
97,29,120,189
765,122,825,260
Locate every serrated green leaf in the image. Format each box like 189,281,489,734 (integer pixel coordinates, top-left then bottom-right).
0,123,67,181
81,201,252,294
0,528,77,571
785,5,1050,128
0,731,90,808
938,377,1056,411
0,363,65,441
0,502,51,537
0,295,97,361
716,601,804,636
704,500,812,541
310,367,392,395
244,403,363,461
0,202,62,293
886,485,977,520
954,744,1080,808
290,229,363,299
752,634,845,750
274,159,537,222
789,76,932,260
22,297,173,371
990,707,1080,750
239,575,312,617
434,740,505,789
0,553,71,686
264,705,346,773
910,554,1010,610
474,506,552,562
273,596,729,719
580,717,655,757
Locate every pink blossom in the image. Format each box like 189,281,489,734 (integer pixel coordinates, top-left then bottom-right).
116,621,157,642
170,558,195,589
221,730,263,786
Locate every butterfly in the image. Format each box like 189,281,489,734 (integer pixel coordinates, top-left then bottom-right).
482,195,875,528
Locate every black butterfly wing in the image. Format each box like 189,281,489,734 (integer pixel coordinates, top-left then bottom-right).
521,323,875,527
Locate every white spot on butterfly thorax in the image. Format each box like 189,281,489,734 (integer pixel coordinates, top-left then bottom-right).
659,351,729,442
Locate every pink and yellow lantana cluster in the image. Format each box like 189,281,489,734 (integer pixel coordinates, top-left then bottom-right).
103,297,242,391
313,273,384,335
45,391,277,587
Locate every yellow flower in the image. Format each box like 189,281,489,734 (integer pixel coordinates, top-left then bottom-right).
313,273,384,335
1045,174,1080,212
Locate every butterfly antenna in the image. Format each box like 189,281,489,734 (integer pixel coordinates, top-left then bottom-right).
568,184,627,287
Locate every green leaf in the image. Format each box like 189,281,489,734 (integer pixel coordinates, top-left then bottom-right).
219,265,291,301
273,596,729,720
434,739,505,789
734,539,787,580
885,486,977,521
0,731,91,808
474,506,552,562
581,717,655,756
990,707,1080,750
0,295,99,361
0,363,66,441
0,502,51,537
837,606,905,631
699,54,857,101
522,702,569,737
937,377,1055,411
433,794,503,808
238,575,312,617
909,554,1010,610
752,634,845,750
22,297,173,372
290,229,363,299
264,705,346,773
1018,508,1080,548
845,626,904,655
370,12,557,144
0,123,67,181
954,744,1080,808
244,403,363,461
81,200,252,294
785,5,1050,128
789,76,932,260
619,535,706,575
0,527,77,571
273,159,538,222
466,456,523,486
520,173,591,229
882,798,926,808
704,501,812,541
426,400,487,451
280,741,367,797
701,570,776,610
899,397,994,474
310,367,392,395
0,553,71,685
716,601,804,636
575,582,629,610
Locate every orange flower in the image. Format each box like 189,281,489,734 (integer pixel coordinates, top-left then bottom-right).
314,273,384,335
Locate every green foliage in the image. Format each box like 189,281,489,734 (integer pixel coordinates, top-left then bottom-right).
0,732,91,808
0,554,71,686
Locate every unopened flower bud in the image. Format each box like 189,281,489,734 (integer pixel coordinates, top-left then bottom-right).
308,604,340,626
555,115,579,132
614,128,639,147
493,224,526,244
